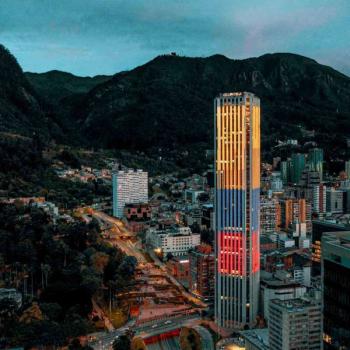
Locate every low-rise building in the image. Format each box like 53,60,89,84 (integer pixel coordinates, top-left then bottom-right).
146,226,200,256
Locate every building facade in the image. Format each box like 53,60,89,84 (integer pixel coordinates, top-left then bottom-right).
189,244,215,300
214,92,260,330
308,148,324,180
112,169,148,218
146,226,200,256
322,231,350,349
291,153,306,184
269,297,322,350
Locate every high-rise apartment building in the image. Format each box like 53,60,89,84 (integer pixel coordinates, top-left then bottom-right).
308,148,324,180
312,184,326,215
322,231,350,349
214,92,260,330
269,297,322,350
112,169,148,218
278,198,312,232
260,196,279,234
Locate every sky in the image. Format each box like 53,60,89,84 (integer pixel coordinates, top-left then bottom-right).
1,0,349,76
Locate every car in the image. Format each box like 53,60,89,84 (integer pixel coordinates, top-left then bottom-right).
151,324,158,328
164,320,172,325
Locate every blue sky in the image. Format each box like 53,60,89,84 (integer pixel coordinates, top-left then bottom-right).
1,0,349,76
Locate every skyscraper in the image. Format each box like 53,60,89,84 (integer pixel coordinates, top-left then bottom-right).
291,153,306,184
112,169,148,218
214,92,260,330
308,148,324,180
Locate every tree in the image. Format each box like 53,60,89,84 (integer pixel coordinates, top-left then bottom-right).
112,335,131,350
90,252,109,274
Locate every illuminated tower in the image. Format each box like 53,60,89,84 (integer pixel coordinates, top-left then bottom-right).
214,92,260,330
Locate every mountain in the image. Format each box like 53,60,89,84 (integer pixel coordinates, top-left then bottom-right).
73,53,350,159
0,44,63,141
1,43,350,161
25,70,111,104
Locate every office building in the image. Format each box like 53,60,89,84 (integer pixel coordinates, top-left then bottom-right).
291,153,306,184
112,169,148,218
322,231,350,349
189,244,215,300
269,297,322,350
345,160,350,179
308,148,324,180
311,220,349,276
280,159,291,184
326,188,344,214
214,92,260,329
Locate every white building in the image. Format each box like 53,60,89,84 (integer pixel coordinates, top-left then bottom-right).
146,226,200,256
112,169,148,218
269,297,322,350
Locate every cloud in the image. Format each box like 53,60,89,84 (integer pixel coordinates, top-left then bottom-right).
0,0,349,76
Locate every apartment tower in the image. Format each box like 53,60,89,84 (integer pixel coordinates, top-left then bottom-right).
214,92,260,330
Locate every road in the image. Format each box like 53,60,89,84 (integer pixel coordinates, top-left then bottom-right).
93,210,146,263
94,210,207,307
90,315,199,350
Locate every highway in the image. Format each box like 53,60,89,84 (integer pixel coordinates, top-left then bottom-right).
90,315,200,350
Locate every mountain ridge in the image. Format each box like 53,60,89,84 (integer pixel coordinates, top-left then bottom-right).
1,44,349,162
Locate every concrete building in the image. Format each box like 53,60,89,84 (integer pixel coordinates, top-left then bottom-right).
326,188,344,214
322,231,350,349
214,92,260,330
146,226,200,256
112,169,148,218
269,297,322,350
260,276,307,323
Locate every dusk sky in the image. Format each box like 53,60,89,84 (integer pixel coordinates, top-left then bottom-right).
1,0,349,76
